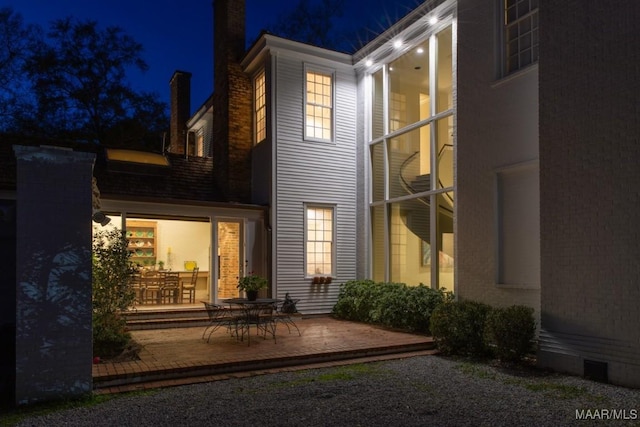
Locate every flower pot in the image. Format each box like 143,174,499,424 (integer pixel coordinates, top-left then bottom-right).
246,290,258,301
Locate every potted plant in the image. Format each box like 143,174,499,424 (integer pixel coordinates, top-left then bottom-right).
237,273,268,301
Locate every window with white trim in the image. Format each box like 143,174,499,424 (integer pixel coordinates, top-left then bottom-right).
305,69,333,141
254,69,266,144
305,205,334,276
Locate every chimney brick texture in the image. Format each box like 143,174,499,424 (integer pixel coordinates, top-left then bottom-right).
212,0,252,203
169,71,192,155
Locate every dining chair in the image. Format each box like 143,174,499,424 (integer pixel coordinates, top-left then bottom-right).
181,267,199,303
273,295,301,336
131,273,143,305
161,271,180,304
142,271,162,304
202,302,238,342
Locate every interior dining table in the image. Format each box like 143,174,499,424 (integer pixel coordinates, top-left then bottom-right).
221,298,282,345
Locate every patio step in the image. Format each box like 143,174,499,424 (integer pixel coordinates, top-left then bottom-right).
123,307,249,330
124,308,209,330
93,340,437,391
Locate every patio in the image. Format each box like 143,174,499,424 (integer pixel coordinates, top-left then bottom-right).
93,316,436,394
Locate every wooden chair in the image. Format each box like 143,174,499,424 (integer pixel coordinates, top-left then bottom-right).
161,272,180,304
181,267,199,303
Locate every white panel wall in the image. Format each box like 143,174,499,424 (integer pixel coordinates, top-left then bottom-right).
456,0,540,313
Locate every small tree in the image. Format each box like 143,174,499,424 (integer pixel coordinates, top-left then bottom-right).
92,228,137,357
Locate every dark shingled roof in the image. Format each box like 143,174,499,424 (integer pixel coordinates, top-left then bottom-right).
0,137,226,204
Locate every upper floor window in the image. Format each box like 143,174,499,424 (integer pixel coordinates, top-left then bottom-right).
254,69,266,144
305,205,334,276
305,69,333,141
504,0,539,75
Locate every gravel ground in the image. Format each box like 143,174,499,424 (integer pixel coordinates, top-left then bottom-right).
10,355,640,427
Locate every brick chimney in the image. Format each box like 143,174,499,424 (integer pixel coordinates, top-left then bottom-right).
212,0,252,202
169,70,192,154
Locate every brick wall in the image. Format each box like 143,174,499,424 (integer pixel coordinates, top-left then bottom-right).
218,221,240,299
212,0,252,203
538,1,640,387
14,146,95,405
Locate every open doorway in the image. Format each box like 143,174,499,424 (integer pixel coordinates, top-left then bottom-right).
216,219,243,300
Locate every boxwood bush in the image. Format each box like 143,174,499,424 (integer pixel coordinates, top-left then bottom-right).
485,305,536,362
429,300,493,357
332,280,452,333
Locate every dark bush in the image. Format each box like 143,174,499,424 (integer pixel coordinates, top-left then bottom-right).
332,280,380,322
485,305,536,362
430,300,493,356
332,280,452,333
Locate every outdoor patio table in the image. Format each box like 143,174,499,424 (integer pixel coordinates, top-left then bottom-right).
222,298,281,345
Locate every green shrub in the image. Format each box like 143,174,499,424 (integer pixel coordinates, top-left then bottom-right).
485,305,536,362
332,280,452,333
430,300,493,356
92,228,137,357
332,280,380,322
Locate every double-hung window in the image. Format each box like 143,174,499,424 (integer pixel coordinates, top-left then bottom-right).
305,205,334,276
254,69,266,144
503,0,539,75
305,68,333,141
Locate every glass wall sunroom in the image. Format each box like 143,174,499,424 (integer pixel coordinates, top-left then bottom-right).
366,19,455,291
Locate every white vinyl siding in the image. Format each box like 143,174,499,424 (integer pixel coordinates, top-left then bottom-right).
273,53,357,314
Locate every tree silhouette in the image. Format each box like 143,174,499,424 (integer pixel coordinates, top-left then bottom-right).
1,11,167,148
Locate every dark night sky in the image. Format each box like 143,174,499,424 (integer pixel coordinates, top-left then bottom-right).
6,0,421,113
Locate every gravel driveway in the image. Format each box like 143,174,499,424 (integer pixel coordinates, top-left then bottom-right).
11,355,640,427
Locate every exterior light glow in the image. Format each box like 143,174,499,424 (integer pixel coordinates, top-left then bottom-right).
365,59,373,67
417,47,424,54
393,39,402,49
429,16,438,25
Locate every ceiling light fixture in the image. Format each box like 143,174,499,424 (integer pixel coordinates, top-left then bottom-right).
429,16,438,25
393,39,403,49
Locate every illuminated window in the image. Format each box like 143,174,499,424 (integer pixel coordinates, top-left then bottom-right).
305,205,334,276
504,0,539,75
254,69,266,144
305,69,333,141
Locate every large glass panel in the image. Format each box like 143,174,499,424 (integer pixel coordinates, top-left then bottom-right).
371,69,384,140
388,125,431,199
389,199,431,285
371,142,385,202
437,191,454,291
436,115,454,190
370,205,386,282
436,26,453,114
388,40,430,130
